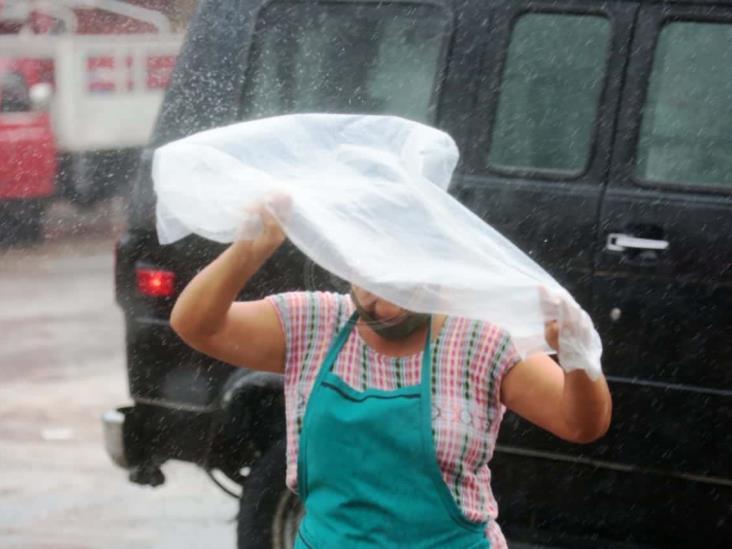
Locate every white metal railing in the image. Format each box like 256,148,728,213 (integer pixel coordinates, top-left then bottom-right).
1,0,172,33
0,33,183,150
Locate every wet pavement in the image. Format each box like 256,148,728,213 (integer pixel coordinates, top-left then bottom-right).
0,198,238,548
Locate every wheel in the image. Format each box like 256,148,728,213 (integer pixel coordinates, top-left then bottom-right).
63,153,98,208
18,199,45,244
60,151,135,208
0,199,45,246
237,439,304,549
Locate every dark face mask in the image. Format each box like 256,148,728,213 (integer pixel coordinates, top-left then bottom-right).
350,290,430,341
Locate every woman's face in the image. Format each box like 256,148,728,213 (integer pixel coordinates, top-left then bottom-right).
350,285,406,322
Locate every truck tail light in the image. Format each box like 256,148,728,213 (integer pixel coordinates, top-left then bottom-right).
136,268,176,297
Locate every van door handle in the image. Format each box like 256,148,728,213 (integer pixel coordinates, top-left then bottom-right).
606,233,670,252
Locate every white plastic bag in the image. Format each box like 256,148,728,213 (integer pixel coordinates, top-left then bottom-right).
153,114,602,377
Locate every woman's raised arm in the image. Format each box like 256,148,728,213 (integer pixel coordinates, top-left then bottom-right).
169,209,287,373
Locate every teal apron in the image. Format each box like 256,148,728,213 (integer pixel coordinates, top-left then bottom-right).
295,313,489,548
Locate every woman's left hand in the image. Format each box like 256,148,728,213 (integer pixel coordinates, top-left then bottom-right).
539,287,603,381
500,288,612,443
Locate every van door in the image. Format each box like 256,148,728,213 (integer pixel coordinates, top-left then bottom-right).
454,0,635,300
593,3,732,546
453,0,637,542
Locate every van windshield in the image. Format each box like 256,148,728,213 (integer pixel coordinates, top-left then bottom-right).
0,72,31,113
240,2,451,124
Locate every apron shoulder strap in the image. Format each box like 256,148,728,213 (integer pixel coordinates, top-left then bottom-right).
318,312,359,381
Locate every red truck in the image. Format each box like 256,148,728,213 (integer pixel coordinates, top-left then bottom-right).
0,1,184,213
0,60,56,244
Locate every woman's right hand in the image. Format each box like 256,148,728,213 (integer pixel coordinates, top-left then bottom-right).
170,197,292,374
250,205,287,256
236,194,291,256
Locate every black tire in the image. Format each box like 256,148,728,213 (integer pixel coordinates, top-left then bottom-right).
0,199,45,246
60,151,135,208
20,200,44,244
237,439,304,549
62,154,98,208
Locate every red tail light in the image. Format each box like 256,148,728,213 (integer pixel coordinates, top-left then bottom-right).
136,268,176,297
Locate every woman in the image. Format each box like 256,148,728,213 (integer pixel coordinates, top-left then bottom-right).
170,208,612,549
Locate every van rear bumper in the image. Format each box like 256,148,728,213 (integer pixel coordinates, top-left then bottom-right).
102,407,133,469
101,402,217,471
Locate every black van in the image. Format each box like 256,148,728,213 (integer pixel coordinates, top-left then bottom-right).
105,0,732,547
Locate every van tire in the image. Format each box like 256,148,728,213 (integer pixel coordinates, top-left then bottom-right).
237,439,303,549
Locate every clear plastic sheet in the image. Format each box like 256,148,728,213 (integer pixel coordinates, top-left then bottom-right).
153,114,602,377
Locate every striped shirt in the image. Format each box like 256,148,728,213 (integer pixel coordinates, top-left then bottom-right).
266,291,521,548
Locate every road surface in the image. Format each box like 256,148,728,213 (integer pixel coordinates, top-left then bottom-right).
0,198,238,549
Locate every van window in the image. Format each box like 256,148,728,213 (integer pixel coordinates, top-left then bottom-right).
487,13,610,174
636,21,732,189
240,2,450,124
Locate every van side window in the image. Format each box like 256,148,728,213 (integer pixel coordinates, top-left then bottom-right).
636,21,732,188
487,13,610,174
240,3,450,123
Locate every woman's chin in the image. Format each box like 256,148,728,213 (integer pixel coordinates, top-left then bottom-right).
373,307,406,321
